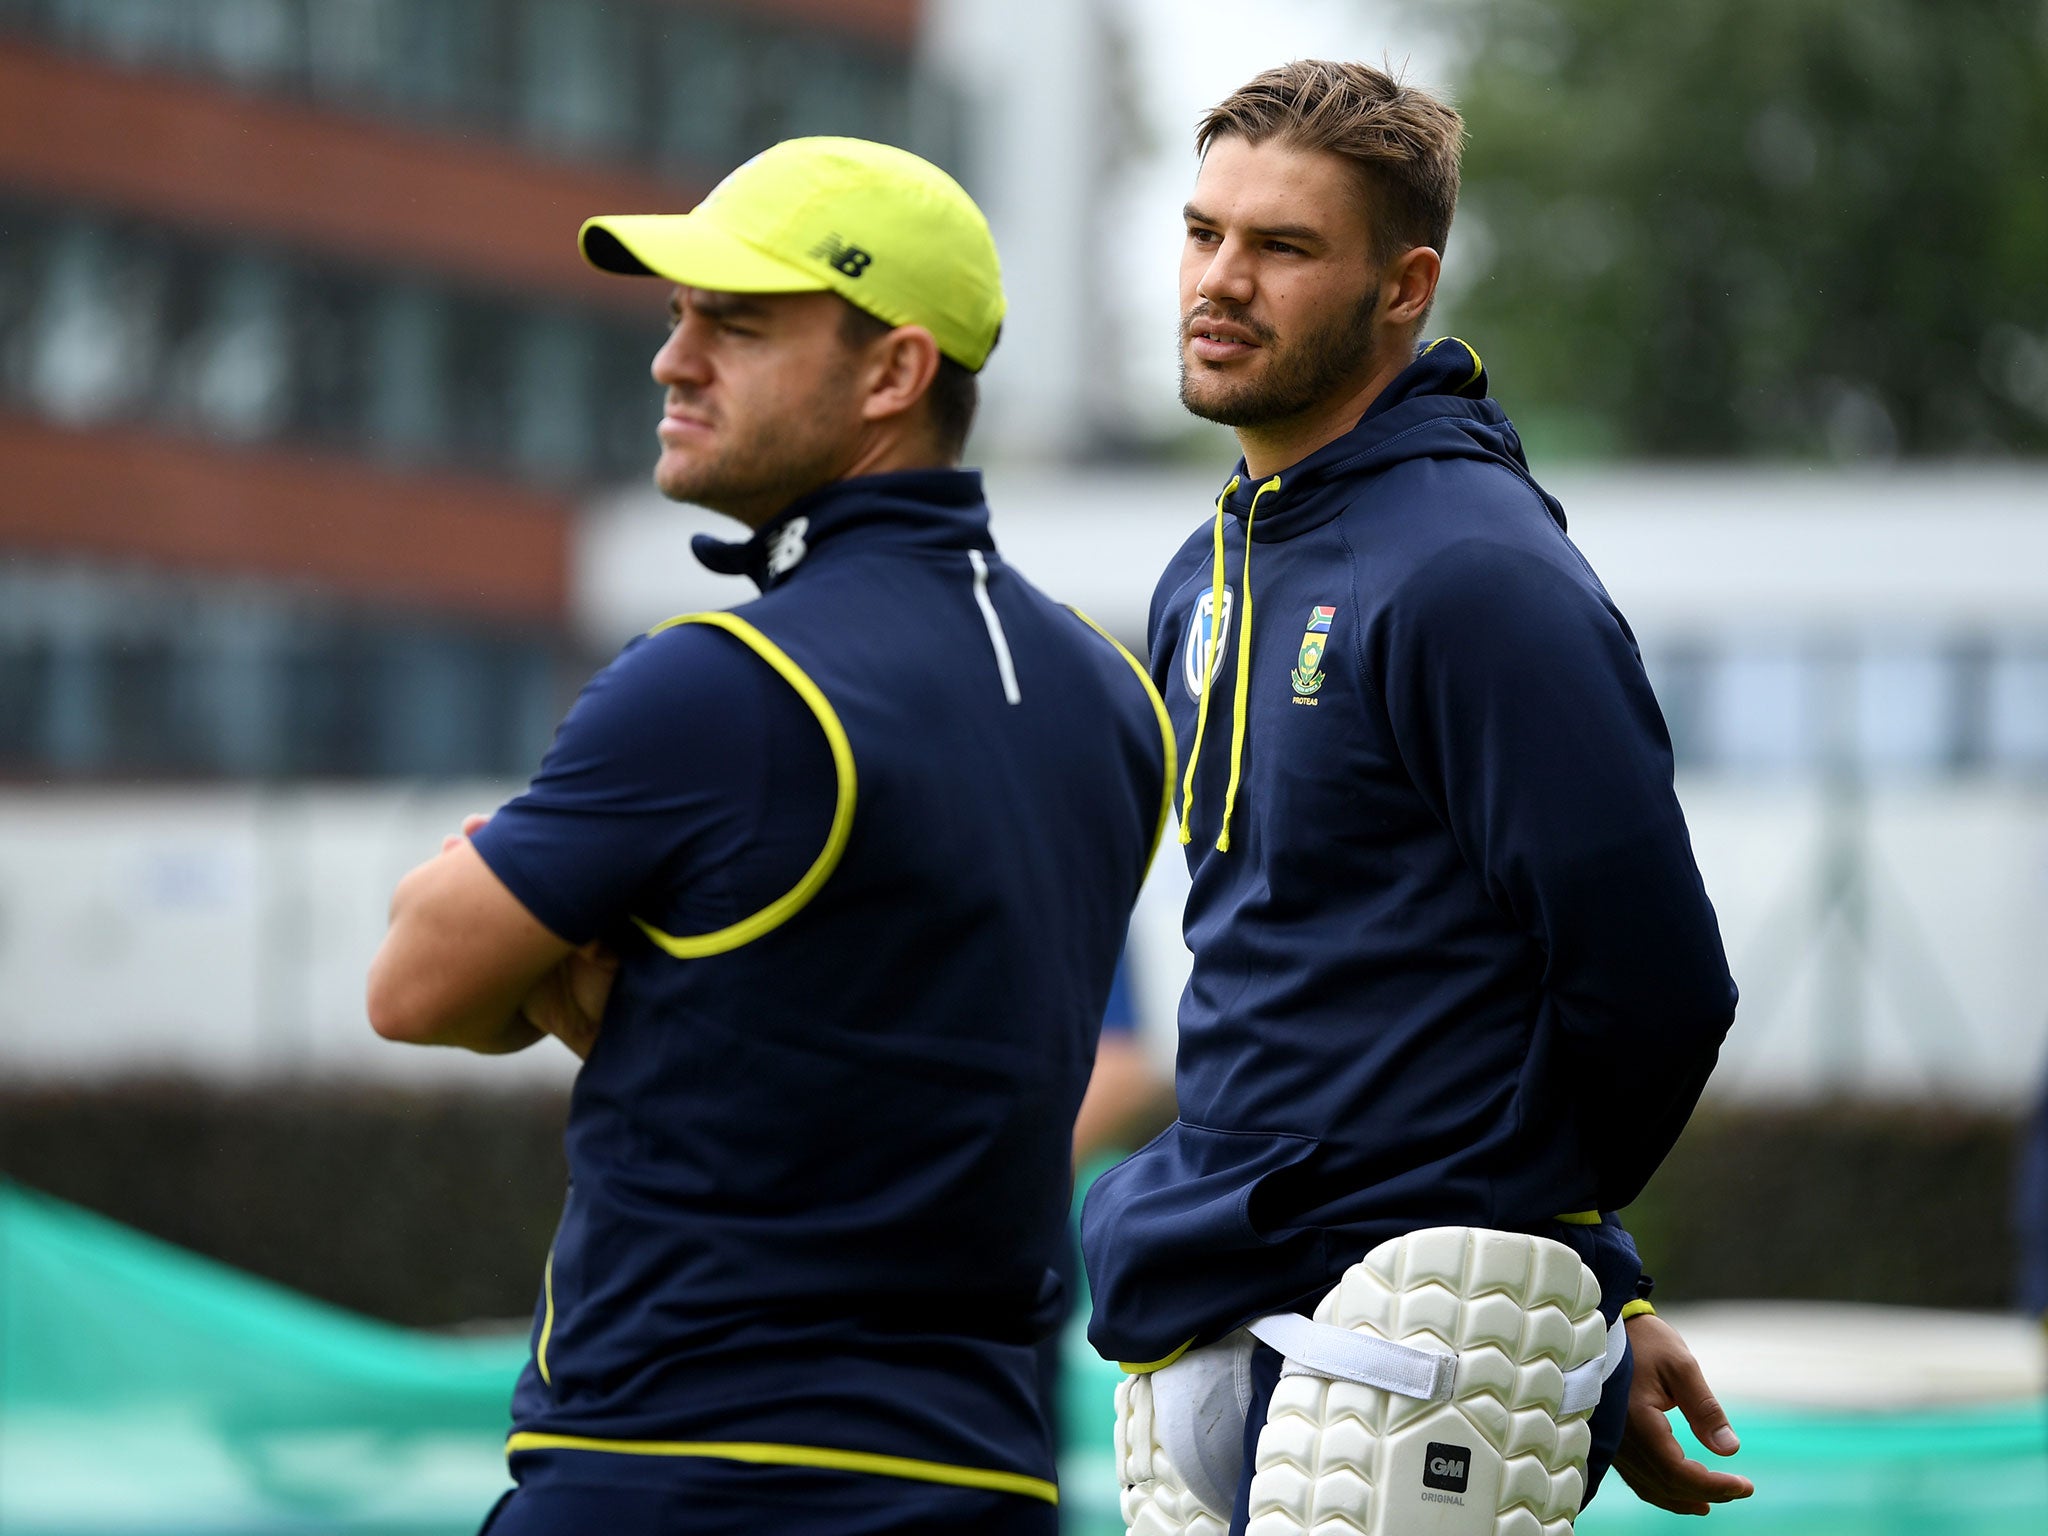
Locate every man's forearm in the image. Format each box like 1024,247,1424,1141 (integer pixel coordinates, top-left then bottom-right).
416,1003,545,1055
367,923,544,1054
367,846,567,1054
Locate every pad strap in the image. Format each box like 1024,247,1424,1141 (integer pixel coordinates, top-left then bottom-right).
1247,1311,1628,1414
1560,1313,1631,1417
1247,1312,1457,1400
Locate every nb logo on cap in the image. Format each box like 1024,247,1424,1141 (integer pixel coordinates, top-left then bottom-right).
811,234,873,278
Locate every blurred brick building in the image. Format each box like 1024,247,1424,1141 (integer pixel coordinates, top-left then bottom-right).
0,0,941,778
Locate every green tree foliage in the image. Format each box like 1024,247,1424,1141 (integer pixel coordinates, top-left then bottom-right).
1436,0,2048,458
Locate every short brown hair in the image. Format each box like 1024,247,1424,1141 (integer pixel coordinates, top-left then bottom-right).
1196,60,1465,264
837,301,983,460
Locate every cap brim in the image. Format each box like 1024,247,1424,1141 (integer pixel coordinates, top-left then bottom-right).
579,213,829,293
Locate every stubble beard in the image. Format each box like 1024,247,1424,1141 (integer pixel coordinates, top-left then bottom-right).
655,363,860,526
1178,291,1381,429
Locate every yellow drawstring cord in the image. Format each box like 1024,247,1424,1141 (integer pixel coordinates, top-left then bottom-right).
1178,477,1239,844
1178,473,1282,851
1215,476,1281,851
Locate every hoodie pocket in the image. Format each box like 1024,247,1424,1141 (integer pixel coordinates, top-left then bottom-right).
1082,1120,1330,1364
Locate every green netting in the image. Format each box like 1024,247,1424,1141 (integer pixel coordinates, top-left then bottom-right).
0,1181,521,1534
5,1180,2046,1535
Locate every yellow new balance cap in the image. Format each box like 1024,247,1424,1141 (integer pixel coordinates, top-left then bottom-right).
579,137,1005,372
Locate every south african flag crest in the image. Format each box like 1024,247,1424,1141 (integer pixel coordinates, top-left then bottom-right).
1292,605,1336,696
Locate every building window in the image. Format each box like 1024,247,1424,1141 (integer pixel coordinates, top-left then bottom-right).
1703,642,1813,776
1988,650,2048,773
0,199,662,487
1647,635,2048,783
0,560,571,780
1853,643,1952,779
5,0,929,182
517,0,635,157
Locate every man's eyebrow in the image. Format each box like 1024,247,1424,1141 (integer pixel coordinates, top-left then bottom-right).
1181,205,1327,244
683,290,770,319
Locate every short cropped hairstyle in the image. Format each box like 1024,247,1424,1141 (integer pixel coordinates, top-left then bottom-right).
838,302,982,459
1196,60,1465,264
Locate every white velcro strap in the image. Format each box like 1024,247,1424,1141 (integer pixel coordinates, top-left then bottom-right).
1247,1312,1458,1401
1559,1315,1630,1418
1248,1311,1628,1415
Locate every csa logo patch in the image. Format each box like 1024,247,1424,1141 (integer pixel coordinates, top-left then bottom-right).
1182,588,1234,700
1290,604,1335,697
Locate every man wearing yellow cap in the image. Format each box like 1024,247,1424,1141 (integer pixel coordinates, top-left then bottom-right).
367,138,1173,1535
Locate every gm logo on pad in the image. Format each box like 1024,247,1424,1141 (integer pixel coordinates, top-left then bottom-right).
1423,1441,1471,1493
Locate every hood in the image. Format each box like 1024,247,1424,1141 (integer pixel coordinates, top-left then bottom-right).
1179,338,1562,858
1218,337,1566,539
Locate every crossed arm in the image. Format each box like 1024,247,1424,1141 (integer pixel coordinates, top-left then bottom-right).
366,816,616,1060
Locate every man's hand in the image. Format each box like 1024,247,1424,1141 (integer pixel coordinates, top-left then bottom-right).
517,941,619,1060
439,812,492,854
1612,1312,1755,1515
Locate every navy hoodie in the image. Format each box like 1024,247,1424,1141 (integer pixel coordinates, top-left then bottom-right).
1081,340,1737,1365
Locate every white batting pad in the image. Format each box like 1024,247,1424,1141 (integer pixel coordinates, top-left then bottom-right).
1246,1226,1608,1536
1115,1330,1255,1536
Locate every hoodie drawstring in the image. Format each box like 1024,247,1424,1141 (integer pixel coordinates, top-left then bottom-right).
1179,473,1282,852
1177,476,1238,845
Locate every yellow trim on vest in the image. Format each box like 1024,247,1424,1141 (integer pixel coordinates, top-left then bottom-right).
1179,478,1239,845
1620,1298,1657,1321
1214,475,1281,852
630,612,857,959
1118,1337,1196,1375
1556,1210,1602,1226
503,1432,1058,1505
1070,606,1177,868
536,1248,556,1386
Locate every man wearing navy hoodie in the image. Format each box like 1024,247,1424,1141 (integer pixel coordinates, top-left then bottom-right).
1082,62,1753,1533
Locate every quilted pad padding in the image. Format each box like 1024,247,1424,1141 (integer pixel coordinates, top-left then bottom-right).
1245,1226,1607,1536
1117,1367,1234,1536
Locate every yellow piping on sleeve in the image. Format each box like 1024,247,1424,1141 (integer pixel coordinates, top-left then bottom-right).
1178,477,1239,845
1213,475,1281,852
503,1433,1058,1505
1556,1210,1602,1226
630,612,857,959
536,1248,555,1386
1070,607,1177,869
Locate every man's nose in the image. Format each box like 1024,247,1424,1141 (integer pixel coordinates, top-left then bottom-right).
1196,236,1257,308
651,320,711,389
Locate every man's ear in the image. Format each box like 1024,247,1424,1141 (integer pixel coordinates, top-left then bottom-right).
858,325,943,426
1381,246,1443,330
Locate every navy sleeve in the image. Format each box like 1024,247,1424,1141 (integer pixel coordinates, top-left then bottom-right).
471,624,830,948
1373,536,1737,1208
2016,1071,2048,1316
1101,951,1137,1036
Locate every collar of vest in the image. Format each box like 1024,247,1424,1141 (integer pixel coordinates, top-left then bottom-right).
691,469,994,591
